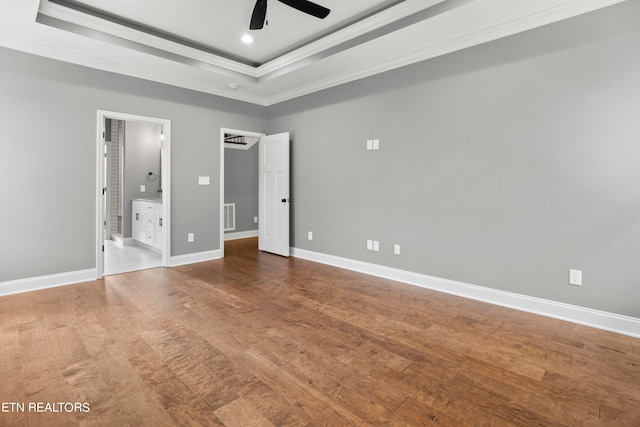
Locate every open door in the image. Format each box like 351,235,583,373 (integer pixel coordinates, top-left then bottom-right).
259,132,290,257
96,110,171,278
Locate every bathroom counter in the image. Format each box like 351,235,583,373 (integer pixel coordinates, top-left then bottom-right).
133,197,162,203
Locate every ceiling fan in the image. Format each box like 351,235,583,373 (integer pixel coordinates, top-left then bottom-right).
250,0,331,30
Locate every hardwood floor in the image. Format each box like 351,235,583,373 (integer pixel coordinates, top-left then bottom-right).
1,237,639,426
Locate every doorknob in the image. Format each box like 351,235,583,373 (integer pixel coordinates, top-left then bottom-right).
281,198,290,203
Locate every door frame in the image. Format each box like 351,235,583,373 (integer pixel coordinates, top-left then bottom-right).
96,110,172,278
219,128,265,258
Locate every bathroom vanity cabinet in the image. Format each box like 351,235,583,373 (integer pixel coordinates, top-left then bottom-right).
132,199,163,249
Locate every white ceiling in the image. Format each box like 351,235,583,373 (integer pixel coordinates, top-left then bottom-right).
59,0,404,65
0,0,627,106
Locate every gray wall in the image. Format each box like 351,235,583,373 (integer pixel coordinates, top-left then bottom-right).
1,1,639,320
267,1,640,318
0,46,266,282
224,145,259,234
123,121,162,238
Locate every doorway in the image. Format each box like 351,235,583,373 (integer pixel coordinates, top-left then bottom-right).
96,111,171,278
220,128,290,258
220,128,264,257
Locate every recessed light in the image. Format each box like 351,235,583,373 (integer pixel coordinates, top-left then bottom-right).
241,34,254,44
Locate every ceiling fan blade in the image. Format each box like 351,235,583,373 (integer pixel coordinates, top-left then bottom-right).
277,0,330,19
250,0,268,30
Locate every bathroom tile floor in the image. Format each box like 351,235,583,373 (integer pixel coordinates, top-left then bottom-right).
104,239,162,275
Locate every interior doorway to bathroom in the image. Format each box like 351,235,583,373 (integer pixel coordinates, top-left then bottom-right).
96,111,171,278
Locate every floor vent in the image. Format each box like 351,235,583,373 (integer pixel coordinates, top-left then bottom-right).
224,203,236,231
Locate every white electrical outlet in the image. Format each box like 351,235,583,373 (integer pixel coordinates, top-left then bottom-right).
569,269,582,286
367,240,373,251
394,244,400,255
188,233,195,243
198,176,210,185
140,185,146,192
308,231,313,240
373,241,380,252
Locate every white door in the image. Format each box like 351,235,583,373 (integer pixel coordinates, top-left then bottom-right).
259,132,290,257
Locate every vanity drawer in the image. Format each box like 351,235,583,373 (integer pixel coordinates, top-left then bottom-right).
132,200,158,211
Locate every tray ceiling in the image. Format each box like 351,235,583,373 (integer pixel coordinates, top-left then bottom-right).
0,0,628,105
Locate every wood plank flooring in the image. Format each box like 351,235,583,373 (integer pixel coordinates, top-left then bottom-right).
1,237,639,426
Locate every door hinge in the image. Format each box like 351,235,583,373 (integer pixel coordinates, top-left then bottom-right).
102,245,104,252
103,187,107,195
102,131,105,139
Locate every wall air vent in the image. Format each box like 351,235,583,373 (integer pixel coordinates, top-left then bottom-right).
224,203,236,231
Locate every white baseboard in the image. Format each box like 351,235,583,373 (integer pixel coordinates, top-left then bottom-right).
4,249,638,339
0,269,97,297
170,249,222,267
224,230,259,241
291,247,640,339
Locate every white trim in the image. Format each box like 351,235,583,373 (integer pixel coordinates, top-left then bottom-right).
255,0,445,76
96,110,171,279
0,270,97,297
96,112,105,278
291,247,640,339
224,230,259,241
37,1,256,78
170,250,222,267
265,0,629,106
2,0,620,106
36,0,443,80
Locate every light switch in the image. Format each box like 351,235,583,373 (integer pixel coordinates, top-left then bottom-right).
140,185,146,192
367,240,373,251
366,140,373,150
373,139,380,150
198,176,210,186
373,241,380,252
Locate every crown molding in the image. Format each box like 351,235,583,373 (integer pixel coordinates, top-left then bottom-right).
256,0,446,76
37,0,452,81
37,1,258,77
1,0,629,106
0,31,269,106
264,0,629,105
